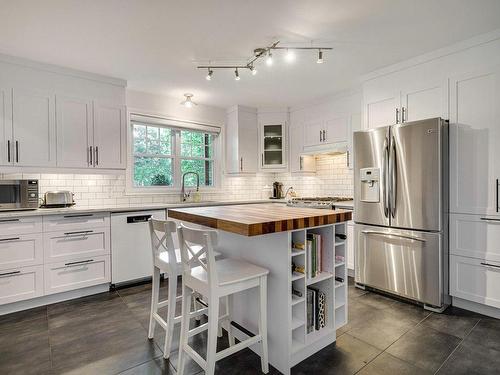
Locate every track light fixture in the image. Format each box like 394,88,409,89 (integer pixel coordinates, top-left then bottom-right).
206,68,213,80
180,93,196,108
196,40,332,80
317,50,324,64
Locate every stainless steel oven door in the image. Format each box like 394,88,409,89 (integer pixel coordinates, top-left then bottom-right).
354,223,443,307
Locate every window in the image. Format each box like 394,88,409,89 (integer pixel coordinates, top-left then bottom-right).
131,120,218,190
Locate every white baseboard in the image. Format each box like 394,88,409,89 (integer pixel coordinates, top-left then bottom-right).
0,284,110,316
452,297,500,319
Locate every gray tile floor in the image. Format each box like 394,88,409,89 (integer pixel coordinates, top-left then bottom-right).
1,277,499,375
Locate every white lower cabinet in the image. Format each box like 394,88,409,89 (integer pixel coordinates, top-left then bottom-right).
43,227,110,263
0,265,44,305
0,216,42,236
43,212,110,232
44,255,110,295
450,255,500,309
0,233,43,271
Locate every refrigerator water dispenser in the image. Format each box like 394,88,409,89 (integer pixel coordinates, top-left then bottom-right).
360,168,380,202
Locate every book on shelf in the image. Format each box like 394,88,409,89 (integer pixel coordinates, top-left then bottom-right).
306,233,323,278
306,286,327,333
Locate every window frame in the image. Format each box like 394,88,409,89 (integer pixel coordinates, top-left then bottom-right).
126,113,222,195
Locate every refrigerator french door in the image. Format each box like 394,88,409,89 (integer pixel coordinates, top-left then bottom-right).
353,118,448,309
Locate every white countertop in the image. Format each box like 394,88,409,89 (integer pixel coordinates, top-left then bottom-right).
333,200,354,209
0,199,288,219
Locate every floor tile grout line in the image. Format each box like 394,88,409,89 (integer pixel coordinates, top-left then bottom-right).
432,318,482,375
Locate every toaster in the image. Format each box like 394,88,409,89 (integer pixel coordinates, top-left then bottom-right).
42,191,75,207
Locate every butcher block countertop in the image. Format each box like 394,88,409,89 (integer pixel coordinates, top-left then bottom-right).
168,203,352,236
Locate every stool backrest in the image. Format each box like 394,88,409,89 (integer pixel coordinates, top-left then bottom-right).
177,223,218,287
148,218,178,274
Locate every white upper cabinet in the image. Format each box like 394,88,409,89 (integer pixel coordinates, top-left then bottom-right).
289,122,315,173
225,105,258,174
401,79,449,122
0,87,12,166
92,102,126,169
449,66,500,216
303,120,324,148
56,95,93,168
364,89,400,129
12,87,56,166
258,110,288,171
324,116,348,144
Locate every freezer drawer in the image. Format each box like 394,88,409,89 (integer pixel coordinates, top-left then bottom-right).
354,223,443,307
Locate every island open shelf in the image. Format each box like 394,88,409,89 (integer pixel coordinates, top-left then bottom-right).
167,204,351,375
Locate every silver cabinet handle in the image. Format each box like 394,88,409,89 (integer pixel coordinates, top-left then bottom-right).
496,178,499,213
362,230,426,242
95,146,99,166
401,107,406,123
323,129,327,142
63,214,93,218
480,217,500,223
395,108,399,124
261,153,263,166
15,140,19,163
389,136,397,218
64,230,93,236
240,157,243,171
7,140,10,163
299,156,303,171
481,262,500,270
382,137,389,218
346,150,350,167
0,270,20,278
65,259,94,267
0,218,20,223
89,146,93,166
319,130,322,142
0,237,20,242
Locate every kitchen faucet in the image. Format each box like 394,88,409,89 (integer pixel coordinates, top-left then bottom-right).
181,171,200,202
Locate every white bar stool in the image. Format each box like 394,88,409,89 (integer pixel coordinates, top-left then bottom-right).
177,223,270,375
147,218,209,359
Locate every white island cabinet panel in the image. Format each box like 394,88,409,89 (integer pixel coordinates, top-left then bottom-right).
0,265,44,305
56,95,93,168
450,67,500,216
92,102,126,169
12,87,56,166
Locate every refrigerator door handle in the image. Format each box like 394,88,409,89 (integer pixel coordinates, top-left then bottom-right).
361,230,427,243
389,136,397,218
382,137,390,217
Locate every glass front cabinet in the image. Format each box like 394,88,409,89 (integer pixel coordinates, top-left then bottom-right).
260,122,288,171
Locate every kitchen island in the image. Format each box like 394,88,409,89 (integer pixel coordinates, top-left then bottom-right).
168,204,352,375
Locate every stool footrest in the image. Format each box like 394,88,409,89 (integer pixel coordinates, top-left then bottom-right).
215,335,262,361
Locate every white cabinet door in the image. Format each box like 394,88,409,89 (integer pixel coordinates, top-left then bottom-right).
401,79,449,122
450,214,500,262
347,112,362,170
44,255,110,295
12,87,56,166
0,233,43,271
238,110,258,173
0,265,44,305
92,102,126,169
450,255,500,309
324,116,348,144
303,120,324,147
0,87,12,166
346,221,354,270
260,123,287,170
364,91,400,129
290,123,315,173
449,67,500,215
56,95,93,168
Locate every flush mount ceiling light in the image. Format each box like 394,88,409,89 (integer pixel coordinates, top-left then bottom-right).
197,40,332,80
180,93,197,108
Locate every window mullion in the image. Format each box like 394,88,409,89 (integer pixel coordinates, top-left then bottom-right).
173,130,181,189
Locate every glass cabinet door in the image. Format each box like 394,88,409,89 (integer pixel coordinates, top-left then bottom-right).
262,124,284,167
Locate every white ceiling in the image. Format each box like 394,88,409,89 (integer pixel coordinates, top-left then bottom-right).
1,0,500,108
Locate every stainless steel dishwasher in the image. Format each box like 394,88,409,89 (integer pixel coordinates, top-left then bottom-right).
111,209,166,286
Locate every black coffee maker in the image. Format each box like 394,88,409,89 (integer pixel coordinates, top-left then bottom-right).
271,181,284,199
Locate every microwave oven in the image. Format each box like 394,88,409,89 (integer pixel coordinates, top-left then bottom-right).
0,180,39,211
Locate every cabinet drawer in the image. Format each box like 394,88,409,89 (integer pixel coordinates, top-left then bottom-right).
0,265,44,305
0,216,42,235
44,255,110,295
43,212,110,232
0,233,43,271
450,214,500,262
450,255,500,309
44,227,110,263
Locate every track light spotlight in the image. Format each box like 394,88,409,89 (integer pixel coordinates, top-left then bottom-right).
285,49,295,62
251,66,257,75
206,68,213,80
234,68,240,80
266,51,273,66
317,50,324,64
180,93,196,108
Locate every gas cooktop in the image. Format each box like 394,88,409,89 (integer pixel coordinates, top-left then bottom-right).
287,196,353,208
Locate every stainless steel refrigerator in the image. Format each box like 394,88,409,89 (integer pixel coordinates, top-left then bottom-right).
353,118,448,310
